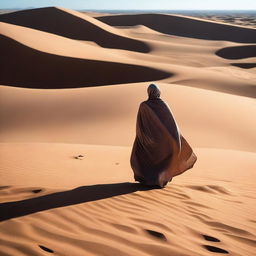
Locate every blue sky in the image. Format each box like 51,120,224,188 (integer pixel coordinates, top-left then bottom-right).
1,0,255,10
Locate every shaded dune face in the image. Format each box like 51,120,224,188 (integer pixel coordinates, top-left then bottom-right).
0,7,150,53
216,45,256,70
97,14,256,43
216,45,256,59
231,63,256,69
0,35,171,89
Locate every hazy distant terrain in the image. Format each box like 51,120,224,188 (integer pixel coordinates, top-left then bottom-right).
0,9,21,14
1,9,256,28
188,12,256,28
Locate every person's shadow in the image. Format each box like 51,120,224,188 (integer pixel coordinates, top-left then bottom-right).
0,182,155,222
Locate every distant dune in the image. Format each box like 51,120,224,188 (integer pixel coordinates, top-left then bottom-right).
97,13,256,43
0,7,150,53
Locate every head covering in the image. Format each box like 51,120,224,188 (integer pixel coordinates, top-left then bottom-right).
147,83,161,99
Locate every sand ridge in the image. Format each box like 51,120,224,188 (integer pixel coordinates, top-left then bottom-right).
97,13,256,43
0,144,255,256
1,11,255,95
0,6,150,52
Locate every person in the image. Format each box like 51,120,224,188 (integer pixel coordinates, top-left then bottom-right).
130,84,197,187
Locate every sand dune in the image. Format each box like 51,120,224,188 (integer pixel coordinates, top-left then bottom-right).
0,143,255,256
0,6,256,256
97,13,256,43
0,34,170,88
0,83,255,151
0,21,124,62
216,44,256,70
0,7,150,52
1,10,255,96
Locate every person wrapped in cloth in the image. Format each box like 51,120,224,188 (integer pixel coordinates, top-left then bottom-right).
130,84,197,187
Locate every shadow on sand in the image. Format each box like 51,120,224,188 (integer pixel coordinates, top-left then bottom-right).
0,35,171,89
0,182,155,222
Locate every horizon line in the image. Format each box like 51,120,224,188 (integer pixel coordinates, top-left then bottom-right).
0,7,256,11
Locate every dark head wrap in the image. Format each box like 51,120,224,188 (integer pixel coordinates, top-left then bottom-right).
147,84,161,99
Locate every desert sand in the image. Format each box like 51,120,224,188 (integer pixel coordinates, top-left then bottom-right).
188,13,256,29
0,7,256,256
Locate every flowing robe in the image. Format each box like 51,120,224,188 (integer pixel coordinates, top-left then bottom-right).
130,98,197,187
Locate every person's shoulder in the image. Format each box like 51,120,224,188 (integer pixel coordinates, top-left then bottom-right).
137,101,150,113
139,101,148,107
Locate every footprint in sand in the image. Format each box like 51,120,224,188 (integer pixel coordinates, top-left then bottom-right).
207,185,231,195
202,234,229,254
38,245,54,253
202,234,221,242
203,245,229,254
145,229,167,241
74,154,84,160
32,189,42,193
0,186,11,190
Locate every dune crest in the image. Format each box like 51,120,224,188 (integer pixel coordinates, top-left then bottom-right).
0,6,150,52
97,13,256,43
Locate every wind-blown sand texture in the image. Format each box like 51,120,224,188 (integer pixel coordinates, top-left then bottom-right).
0,7,256,256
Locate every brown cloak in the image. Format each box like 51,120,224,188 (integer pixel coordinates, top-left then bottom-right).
130,98,197,187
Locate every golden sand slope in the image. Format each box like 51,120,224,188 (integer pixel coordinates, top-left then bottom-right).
0,143,256,256
0,6,256,256
0,82,255,256
0,83,255,151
